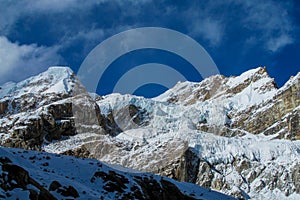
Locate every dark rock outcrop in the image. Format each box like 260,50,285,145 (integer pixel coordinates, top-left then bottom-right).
0,162,57,200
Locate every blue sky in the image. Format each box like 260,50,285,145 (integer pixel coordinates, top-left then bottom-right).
0,0,299,97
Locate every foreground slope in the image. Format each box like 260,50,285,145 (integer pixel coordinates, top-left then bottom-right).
0,147,235,200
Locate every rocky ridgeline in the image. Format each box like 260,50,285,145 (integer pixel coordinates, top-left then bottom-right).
170,67,300,140
231,74,300,139
0,67,86,117
0,67,102,150
0,93,111,150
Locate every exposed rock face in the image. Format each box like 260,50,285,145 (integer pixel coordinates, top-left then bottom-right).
98,103,150,136
166,75,228,105
133,176,197,200
0,67,108,150
63,145,91,158
0,67,90,149
0,161,57,200
49,181,79,198
291,165,300,193
231,73,300,139
0,94,104,150
182,155,299,199
196,161,214,188
90,169,199,200
175,148,200,183
0,100,8,116
155,145,300,199
0,68,86,118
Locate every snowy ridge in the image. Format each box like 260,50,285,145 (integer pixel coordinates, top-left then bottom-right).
0,66,75,99
278,71,300,94
226,67,266,88
226,75,277,111
154,66,277,111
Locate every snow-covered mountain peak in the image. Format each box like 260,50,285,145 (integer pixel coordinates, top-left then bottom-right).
0,66,88,117
0,66,77,99
226,66,272,88
47,66,73,72
154,67,277,107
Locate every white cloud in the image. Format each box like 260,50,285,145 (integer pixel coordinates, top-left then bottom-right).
59,28,106,54
0,0,151,35
266,34,293,52
238,0,294,52
28,0,87,12
0,1,144,85
58,25,136,57
0,0,94,34
0,36,63,84
190,18,224,46
184,0,295,51
184,4,225,47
